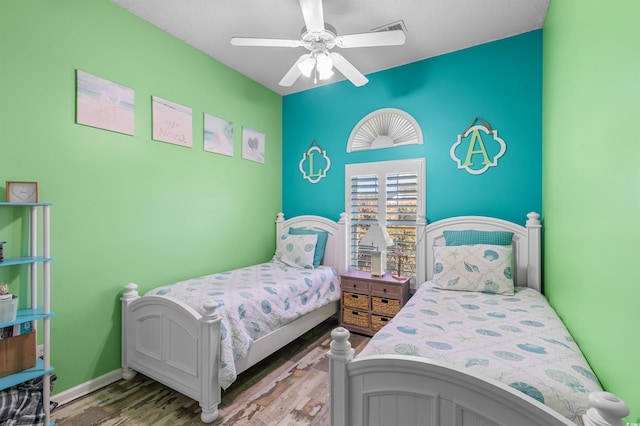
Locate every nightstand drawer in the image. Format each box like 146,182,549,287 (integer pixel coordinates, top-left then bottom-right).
342,309,370,329
341,278,369,294
370,282,402,299
372,296,401,316
343,292,370,310
371,314,391,331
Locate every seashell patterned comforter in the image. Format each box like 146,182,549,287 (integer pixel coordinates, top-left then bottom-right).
358,282,602,425
146,261,340,389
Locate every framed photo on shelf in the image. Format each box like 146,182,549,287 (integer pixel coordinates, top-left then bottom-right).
6,181,39,203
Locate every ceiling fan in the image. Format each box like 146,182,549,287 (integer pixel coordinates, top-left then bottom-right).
230,0,406,88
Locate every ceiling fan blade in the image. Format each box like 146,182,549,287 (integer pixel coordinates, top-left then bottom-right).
230,37,302,48
279,54,311,87
330,52,368,87
335,30,406,48
298,0,325,33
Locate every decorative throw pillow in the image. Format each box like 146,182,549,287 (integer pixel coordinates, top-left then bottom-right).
443,230,513,246
274,233,318,269
432,244,514,295
288,227,328,268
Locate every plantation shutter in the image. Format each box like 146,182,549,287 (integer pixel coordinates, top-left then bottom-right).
349,174,379,271
346,158,424,280
386,172,418,277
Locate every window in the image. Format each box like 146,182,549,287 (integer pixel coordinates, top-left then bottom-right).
347,108,423,152
345,159,425,280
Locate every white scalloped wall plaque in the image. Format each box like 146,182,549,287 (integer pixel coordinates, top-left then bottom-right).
299,144,331,184
450,124,506,175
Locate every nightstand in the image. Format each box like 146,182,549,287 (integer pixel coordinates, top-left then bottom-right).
339,270,410,336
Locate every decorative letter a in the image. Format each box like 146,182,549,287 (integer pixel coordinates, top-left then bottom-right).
450,123,506,175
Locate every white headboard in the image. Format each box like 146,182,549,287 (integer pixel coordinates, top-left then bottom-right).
416,212,542,292
275,212,349,275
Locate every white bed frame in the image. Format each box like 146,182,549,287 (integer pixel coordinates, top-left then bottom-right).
328,212,629,426
121,212,347,423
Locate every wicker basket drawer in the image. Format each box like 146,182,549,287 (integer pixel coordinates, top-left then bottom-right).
370,282,402,299
372,314,391,331
343,292,370,310
341,278,369,294
342,309,370,329
372,297,401,316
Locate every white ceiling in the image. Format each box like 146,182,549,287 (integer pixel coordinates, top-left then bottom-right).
111,0,549,96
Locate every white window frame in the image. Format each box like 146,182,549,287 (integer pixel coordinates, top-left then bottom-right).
345,158,426,282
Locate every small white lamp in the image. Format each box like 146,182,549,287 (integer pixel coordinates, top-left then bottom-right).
359,224,394,277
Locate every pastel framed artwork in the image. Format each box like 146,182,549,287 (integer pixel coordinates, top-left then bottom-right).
152,96,193,148
204,113,234,156
241,126,265,164
76,70,135,135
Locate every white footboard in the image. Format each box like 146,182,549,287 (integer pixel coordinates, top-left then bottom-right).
328,327,629,426
121,283,222,423
121,283,339,424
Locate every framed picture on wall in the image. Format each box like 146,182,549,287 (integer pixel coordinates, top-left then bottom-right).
152,96,193,148
241,126,265,164
75,70,135,135
204,113,234,156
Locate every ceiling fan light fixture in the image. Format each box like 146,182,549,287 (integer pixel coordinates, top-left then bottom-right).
316,52,333,80
318,66,334,80
298,55,316,77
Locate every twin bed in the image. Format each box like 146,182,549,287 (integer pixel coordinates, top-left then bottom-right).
121,211,628,425
121,213,347,422
327,212,629,426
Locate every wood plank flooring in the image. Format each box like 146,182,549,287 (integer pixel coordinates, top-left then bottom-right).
51,318,370,425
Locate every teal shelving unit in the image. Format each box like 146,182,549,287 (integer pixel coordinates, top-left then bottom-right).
0,202,54,425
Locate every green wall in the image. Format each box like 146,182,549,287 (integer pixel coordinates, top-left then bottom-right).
0,1,282,394
543,0,640,422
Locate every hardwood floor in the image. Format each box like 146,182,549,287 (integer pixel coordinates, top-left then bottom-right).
51,317,370,425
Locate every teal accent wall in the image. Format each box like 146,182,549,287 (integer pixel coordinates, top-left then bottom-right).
0,1,282,394
283,31,542,225
543,0,640,422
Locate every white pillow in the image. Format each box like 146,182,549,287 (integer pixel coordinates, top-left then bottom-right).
432,244,514,295
273,233,318,269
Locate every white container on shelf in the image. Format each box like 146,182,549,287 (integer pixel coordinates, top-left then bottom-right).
0,295,18,323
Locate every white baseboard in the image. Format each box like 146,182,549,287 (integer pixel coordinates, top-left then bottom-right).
52,368,123,407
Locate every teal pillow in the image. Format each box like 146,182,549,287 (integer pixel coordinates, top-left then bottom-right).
289,227,328,268
443,230,513,246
